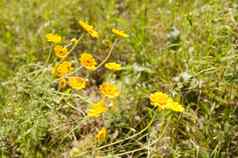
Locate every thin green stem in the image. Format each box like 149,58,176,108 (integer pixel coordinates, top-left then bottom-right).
60,35,84,62
77,113,155,157
114,115,171,157
68,35,84,54
96,39,118,70
46,45,53,64
97,113,154,150
52,90,91,104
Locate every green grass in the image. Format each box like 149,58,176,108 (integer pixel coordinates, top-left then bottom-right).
0,0,238,157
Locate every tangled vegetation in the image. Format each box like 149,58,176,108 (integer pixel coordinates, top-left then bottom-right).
0,0,238,158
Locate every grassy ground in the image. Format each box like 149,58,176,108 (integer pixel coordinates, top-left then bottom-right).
0,0,238,157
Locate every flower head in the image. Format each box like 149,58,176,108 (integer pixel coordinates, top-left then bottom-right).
149,91,185,112
52,61,72,77
54,45,68,59
87,100,107,117
68,76,86,90
88,29,99,39
112,28,128,38
79,53,97,70
96,127,107,142
105,62,121,71
166,100,184,112
46,33,62,43
79,20,99,39
79,20,93,31
99,83,120,98
149,92,171,109
58,78,67,90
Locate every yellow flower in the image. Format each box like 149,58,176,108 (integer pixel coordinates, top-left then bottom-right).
54,45,68,59
79,20,93,31
87,100,107,117
105,62,121,71
79,20,99,39
166,100,184,112
46,33,62,43
99,83,120,98
88,29,99,39
58,78,67,90
79,53,97,70
112,28,128,38
150,91,185,112
52,61,72,77
96,127,107,142
149,92,171,109
68,76,86,90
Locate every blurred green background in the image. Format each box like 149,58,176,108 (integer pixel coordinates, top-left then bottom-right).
0,0,238,157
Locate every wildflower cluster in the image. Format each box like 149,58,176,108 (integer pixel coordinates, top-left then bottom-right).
46,19,184,148
149,91,184,112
